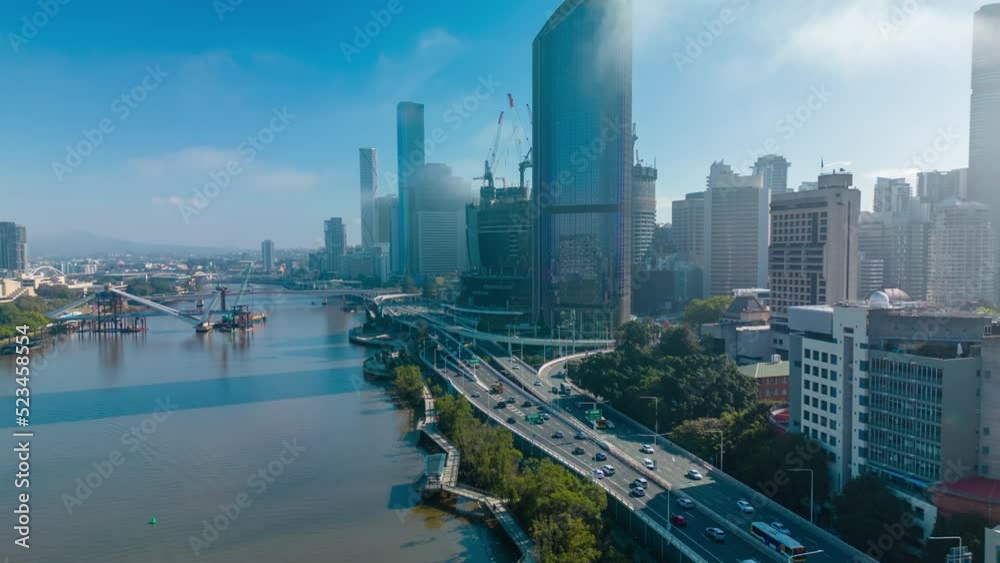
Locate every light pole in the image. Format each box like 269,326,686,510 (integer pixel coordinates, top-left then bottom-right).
792,550,823,562
640,396,659,445
711,429,724,471
789,468,814,524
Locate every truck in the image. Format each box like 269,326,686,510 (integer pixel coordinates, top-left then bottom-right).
490,381,504,394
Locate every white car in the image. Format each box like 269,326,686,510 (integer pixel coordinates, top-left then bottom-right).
592,469,605,479
601,464,616,476
771,522,789,535
640,444,654,454
686,469,703,480
736,500,755,514
533,381,542,386
676,497,695,509
643,458,656,469
631,487,646,497
631,478,648,489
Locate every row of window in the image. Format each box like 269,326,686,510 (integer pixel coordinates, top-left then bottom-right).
803,348,839,365
804,394,838,415
804,364,840,382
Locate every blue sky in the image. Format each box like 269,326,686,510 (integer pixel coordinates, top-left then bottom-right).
0,0,985,248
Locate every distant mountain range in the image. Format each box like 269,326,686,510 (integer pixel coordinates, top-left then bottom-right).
28,231,246,258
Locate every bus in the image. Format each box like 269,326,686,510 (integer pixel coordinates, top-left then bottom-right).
750,522,808,562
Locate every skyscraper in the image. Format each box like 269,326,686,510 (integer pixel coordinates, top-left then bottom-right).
858,208,930,300
969,4,1000,301
927,199,996,307
873,177,912,214
396,102,425,274
261,239,275,274
532,0,633,339
0,222,26,277
409,164,470,276
917,168,967,204
359,148,378,250
374,195,397,247
753,154,791,194
324,218,347,274
671,192,705,264
703,161,769,296
632,161,657,266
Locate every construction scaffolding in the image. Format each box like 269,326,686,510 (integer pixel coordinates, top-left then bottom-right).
85,289,147,333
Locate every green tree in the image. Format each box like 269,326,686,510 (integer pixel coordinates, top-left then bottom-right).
925,512,988,563
655,355,757,428
532,514,601,563
391,365,425,409
655,325,703,358
614,320,660,351
683,296,734,326
833,474,912,563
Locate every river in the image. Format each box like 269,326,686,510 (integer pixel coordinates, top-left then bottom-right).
0,292,515,562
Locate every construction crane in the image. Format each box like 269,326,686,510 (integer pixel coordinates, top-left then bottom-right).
475,111,504,190
518,102,533,191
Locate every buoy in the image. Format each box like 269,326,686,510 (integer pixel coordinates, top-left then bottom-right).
148,517,157,525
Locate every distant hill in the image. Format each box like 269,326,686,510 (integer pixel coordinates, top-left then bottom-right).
28,231,244,258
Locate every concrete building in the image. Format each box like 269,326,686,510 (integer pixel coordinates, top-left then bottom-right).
918,169,967,204
970,4,1000,304
873,177,913,214
702,293,772,364
260,239,275,274
927,199,996,308
986,525,1000,562
738,359,790,402
632,162,657,266
858,206,930,301
396,102,425,274
410,164,470,276
753,154,791,194
323,218,347,274
532,0,633,338
768,172,860,324
359,147,378,250
375,195,397,248
0,222,26,278
341,246,390,282
703,161,768,297
671,192,705,265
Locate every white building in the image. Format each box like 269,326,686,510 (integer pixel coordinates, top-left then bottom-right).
873,177,912,214
753,154,791,194
671,192,704,265
703,161,769,296
927,199,996,308
359,148,378,249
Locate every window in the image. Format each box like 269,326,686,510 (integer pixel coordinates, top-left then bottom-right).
830,404,838,414
830,420,837,430
822,368,829,379
830,388,837,398
831,355,838,366
830,436,837,446
984,446,991,456
813,350,820,360
860,361,869,372
830,371,838,382
983,465,991,475
822,352,829,363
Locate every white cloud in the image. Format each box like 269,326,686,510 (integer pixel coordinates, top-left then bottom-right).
130,146,238,180
250,170,321,193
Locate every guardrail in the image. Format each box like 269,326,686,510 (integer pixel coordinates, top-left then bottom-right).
419,348,709,563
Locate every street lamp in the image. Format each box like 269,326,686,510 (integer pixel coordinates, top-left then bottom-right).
711,429,724,471
639,396,659,444
792,550,824,562
789,468,814,525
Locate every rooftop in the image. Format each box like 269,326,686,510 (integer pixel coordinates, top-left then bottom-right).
738,360,790,379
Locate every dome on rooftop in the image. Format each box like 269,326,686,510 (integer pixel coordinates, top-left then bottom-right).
868,291,891,309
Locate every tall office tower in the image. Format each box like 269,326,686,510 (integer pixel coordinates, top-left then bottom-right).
703,161,768,297
532,0,633,338
359,148,378,249
768,174,861,321
374,195,397,247
261,239,275,274
323,218,347,274
858,207,931,300
410,164,470,276
0,222,25,278
396,102,425,274
873,177,912,214
917,168,968,204
970,4,1000,302
671,193,705,264
632,161,657,265
753,154,791,194
927,199,996,307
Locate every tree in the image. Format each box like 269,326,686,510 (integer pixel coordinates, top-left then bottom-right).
615,320,660,351
925,512,988,563
532,514,601,563
655,355,757,429
833,474,913,563
655,325,702,358
683,296,734,326
391,365,425,409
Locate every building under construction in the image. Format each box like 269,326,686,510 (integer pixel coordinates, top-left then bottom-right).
84,287,147,333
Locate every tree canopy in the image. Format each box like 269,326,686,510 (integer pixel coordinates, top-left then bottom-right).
683,295,734,326
391,364,425,410
833,474,913,563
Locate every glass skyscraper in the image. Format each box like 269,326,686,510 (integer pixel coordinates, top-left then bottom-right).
969,4,1000,301
532,0,633,339
395,102,425,274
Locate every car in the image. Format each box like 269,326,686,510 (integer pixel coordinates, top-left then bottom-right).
631,487,646,497
471,391,481,398
522,400,533,408
640,444,654,454
594,452,607,461
496,401,507,409
506,396,516,404
771,522,789,535
552,431,565,439
507,417,517,424
686,469,703,480
601,464,616,476
592,469,605,479
551,386,559,394
702,527,726,542
540,413,550,420
669,514,687,527
631,478,648,489
676,497,695,509
575,431,588,439
572,447,585,455
597,441,610,451
511,364,520,370
643,458,655,469
736,500,755,514
533,381,542,386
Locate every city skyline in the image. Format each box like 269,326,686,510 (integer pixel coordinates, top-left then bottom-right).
1,0,984,247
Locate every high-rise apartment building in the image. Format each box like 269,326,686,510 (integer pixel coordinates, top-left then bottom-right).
261,239,275,274
671,192,704,264
873,177,912,214
703,161,768,296
410,164,470,276
0,222,26,278
374,194,397,256
632,162,657,265
768,173,861,320
858,207,931,300
324,218,347,274
753,154,791,194
927,199,996,307
917,169,967,204
532,0,633,338
396,102,425,274
359,148,378,250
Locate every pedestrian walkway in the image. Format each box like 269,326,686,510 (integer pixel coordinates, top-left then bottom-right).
443,483,536,563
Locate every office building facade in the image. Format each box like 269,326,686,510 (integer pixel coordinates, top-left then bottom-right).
261,239,275,274
703,161,768,296
0,222,26,278
671,192,704,264
970,4,1000,303
410,164,470,276
918,169,967,204
873,177,913,214
396,102,425,274
532,0,633,338
632,163,657,266
858,208,930,300
753,154,791,194
359,147,378,250
927,199,996,307
324,218,347,274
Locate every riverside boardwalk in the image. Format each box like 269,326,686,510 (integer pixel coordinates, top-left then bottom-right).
417,384,535,563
